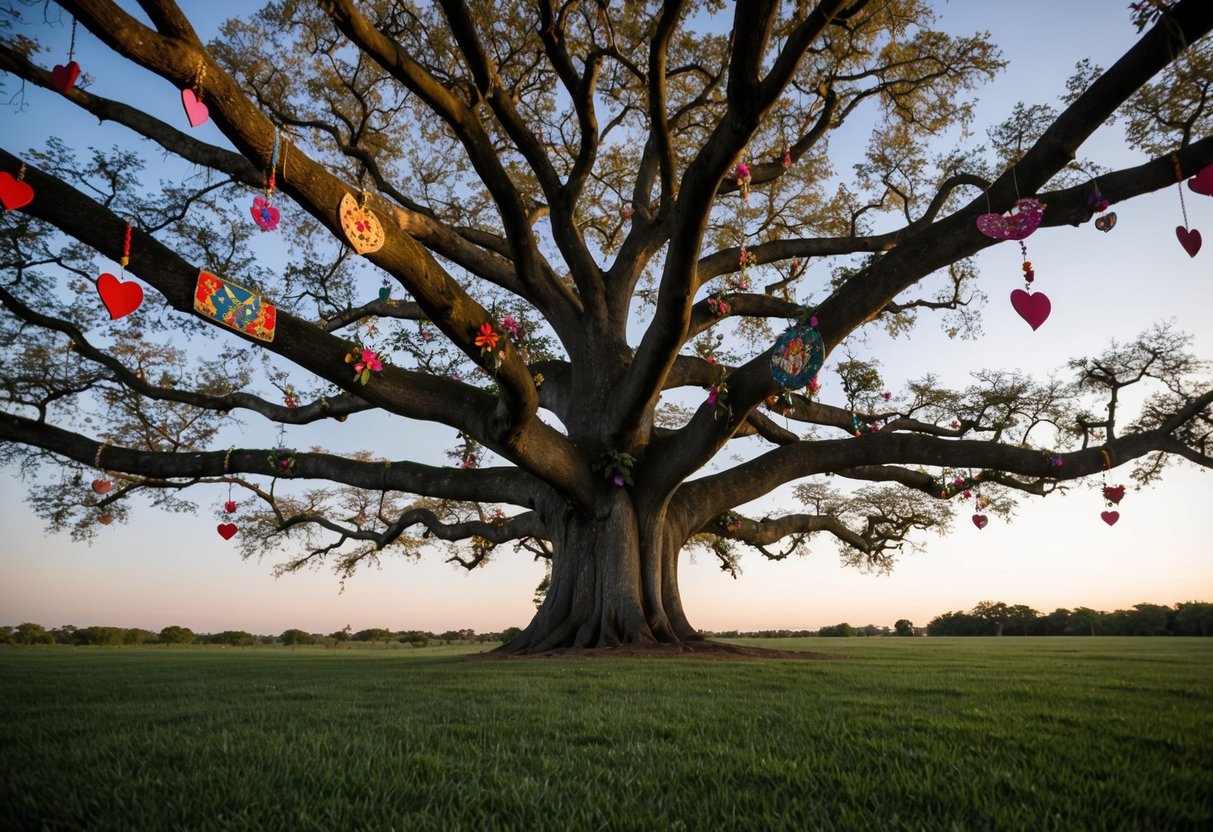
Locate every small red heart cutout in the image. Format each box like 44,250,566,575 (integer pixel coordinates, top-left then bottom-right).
1102,485,1125,505
96,273,144,319
217,523,238,540
224,500,237,513
98,514,113,525
1010,288,1051,331
1176,226,1202,257
972,514,988,529
181,88,209,127
51,61,80,93
91,479,112,494
1188,164,1213,197
1101,511,1120,526
0,171,35,211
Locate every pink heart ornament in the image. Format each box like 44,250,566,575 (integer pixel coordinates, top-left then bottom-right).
181,88,209,127
1175,226,1201,258
1100,511,1120,527
217,523,238,540
972,514,988,530
1010,289,1051,331
976,198,1046,241
0,171,35,211
1188,164,1213,197
51,61,80,93
250,197,280,232
96,273,144,319
91,479,113,495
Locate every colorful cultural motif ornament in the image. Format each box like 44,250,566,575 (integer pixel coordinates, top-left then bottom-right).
770,314,824,390
193,270,277,342
339,191,385,254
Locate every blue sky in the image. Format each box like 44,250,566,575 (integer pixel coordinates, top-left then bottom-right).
1,1,1210,635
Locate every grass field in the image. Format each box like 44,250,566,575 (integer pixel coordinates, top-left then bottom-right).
1,637,1210,831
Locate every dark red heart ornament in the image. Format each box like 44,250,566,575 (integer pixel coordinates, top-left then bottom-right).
0,172,34,211
1102,485,1125,504
224,500,237,513
96,273,143,319
1010,288,1051,330
181,88,209,127
1100,511,1120,526
972,514,988,530
1176,227,1201,257
91,479,112,494
51,61,80,93
217,523,238,540
1188,164,1213,197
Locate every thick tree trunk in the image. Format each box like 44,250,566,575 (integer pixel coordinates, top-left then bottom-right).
500,489,697,652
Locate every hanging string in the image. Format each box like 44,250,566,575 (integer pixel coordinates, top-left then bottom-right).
266,127,279,197
1177,182,1190,229
119,222,131,272
68,18,78,62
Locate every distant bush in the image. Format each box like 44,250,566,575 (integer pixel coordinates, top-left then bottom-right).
818,623,855,638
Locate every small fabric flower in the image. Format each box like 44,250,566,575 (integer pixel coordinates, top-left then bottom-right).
475,322,500,351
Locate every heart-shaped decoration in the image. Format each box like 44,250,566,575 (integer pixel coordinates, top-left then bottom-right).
1010,288,1051,331
1100,510,1120,527
181,88,209,127
1188,163,1213,197
96,273,144,319
1102,485,1125,505
0,171,34,211
91,479,113,495
339,193,385,254
51,61,80,93
250,196,280,232
1176,226,1201,258
217,523,238,540
378,286,390,300
98,514,113,526
1094,212,1116,232
224,500,237,513
976,198,1046,241
972,514,988,530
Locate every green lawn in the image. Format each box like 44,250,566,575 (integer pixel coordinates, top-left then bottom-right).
1,638,1210,831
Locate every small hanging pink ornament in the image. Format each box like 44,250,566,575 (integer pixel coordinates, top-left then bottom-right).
250,196,279,231
1174,179,1201,257
976,198,1045,241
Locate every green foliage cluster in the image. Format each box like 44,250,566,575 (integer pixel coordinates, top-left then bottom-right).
927,600,1213,637
1,639,1209,830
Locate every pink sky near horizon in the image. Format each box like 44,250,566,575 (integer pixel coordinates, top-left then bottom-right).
2,1,1211,636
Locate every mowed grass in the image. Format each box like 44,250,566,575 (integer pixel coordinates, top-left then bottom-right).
1,638,1210,831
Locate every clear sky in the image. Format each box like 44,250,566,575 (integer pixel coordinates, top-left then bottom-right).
1,2,1210,636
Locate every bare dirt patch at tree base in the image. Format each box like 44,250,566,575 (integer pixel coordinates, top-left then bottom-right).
467,640,847,661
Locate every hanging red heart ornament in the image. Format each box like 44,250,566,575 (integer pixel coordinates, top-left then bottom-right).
971,514,988,530
181,88,209,127
91,479,112,494
1102,485,1125,504
224,500,237,513
51,61,80,93
0,172,34,211
1175,226,1201,257
96,273,144,319
1010,288,1051,330
1188,164,1213,197
976,198,1046,241
217,523,238,540
1100,511,1120,526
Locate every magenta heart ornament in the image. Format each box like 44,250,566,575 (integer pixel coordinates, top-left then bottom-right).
181,88,209,127
1100,511,1120,527
972,514,988,530
1188,164,1213,197
977,198,1046,241
1010,289,1051,331
1176,226,1201,257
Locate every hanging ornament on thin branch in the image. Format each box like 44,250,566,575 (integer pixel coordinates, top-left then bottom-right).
1089,181,1116,232
1174,153,1202,257
1009,240,1050,331
51,18,81,94
1098,449,1123,527
217,480,238,540
0,163,35,211
976,197,1045,241
96,222,144,320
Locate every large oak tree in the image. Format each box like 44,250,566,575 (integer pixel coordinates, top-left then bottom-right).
1,0,1210,651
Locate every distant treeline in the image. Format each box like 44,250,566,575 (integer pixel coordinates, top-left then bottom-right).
0,623,523,647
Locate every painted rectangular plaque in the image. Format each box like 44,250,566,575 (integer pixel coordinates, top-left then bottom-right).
193,270,276,342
